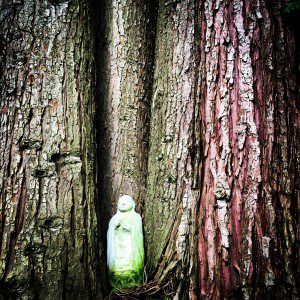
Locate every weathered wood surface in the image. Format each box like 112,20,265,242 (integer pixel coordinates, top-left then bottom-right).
0,0,299,299
0,0,105,298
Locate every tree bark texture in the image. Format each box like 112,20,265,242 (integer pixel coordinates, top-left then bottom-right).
144,1,200,298
96,0,157,223
0,0,299,299
198,1,299,298
0,0,105,298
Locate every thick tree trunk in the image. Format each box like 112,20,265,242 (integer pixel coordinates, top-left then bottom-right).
0,0,105,298
144,1,200,298
95,0,157,223
0,0,299,299
198,0,299,299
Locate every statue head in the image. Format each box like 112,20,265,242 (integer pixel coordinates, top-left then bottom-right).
117,195,135,212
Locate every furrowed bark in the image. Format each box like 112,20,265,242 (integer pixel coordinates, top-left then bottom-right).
0,0,104,298
252,2,300,298
198,0,299,298
96,0,157,228
0,0,299,299
144,1,201,298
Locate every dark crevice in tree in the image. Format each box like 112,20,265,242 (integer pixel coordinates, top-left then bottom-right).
138,1,159,221
92,0,112,294
93,0,159,296
0,0,299,299
84,0,110,297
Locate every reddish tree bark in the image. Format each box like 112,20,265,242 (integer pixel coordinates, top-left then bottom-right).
198,0,299,298
94,0,157,239
0,0,299,299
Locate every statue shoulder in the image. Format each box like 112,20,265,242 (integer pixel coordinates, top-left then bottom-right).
108,213,120,228
133,211,142,222
109,214,117,222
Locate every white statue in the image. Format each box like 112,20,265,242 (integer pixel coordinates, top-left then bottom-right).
107,195,144,289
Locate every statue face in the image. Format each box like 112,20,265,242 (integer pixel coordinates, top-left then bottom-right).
117,195,134,212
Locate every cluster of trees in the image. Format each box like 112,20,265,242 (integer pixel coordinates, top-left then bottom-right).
0,0,298,299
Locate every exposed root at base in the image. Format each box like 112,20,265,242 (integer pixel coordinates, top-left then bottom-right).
105,279,176,299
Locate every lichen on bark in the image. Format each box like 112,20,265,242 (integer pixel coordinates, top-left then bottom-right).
0,0,299,299
144,1,201,298
198,0,299,298
0,0,105,298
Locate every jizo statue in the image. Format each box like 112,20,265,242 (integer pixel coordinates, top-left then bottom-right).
107,195,144,290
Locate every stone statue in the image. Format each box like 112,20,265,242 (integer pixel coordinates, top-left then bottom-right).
107,195,144,290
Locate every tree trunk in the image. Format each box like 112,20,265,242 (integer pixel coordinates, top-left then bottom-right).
198,0,299,298
0,0,299,299
144,1,200,298
95,0,157,224
0,0,105,298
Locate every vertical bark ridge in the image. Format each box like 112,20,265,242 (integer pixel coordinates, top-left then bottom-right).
252,1,300,297
198,0,299,298
0,1,103,298
144,1,201,298
96,0,157,227
0,0,299,298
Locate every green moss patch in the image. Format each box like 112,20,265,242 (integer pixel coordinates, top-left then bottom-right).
109,269,143,291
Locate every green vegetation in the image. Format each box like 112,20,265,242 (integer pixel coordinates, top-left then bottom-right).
283,1,300,14
109,268,143,291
